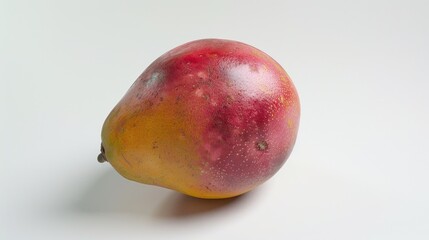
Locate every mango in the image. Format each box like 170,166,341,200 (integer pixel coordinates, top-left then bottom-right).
98,39,300,199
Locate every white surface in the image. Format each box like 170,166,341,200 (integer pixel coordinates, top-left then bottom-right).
2,0,429,239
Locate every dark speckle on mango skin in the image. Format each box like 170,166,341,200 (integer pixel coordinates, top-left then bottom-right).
256,140,268,151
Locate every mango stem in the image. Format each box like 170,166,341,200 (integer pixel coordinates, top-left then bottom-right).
97,144,108,163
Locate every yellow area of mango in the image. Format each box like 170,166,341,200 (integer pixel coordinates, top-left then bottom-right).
101,94,206,194
101,95,245,199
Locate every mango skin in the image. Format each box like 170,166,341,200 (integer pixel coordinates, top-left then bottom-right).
101,39,300,199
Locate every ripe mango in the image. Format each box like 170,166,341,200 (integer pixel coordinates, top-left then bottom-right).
99,39,300,199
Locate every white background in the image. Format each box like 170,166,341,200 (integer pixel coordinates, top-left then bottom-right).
2,0,429,239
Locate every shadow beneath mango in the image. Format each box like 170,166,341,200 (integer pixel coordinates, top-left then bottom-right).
70,168,256,220
155,192,249,220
